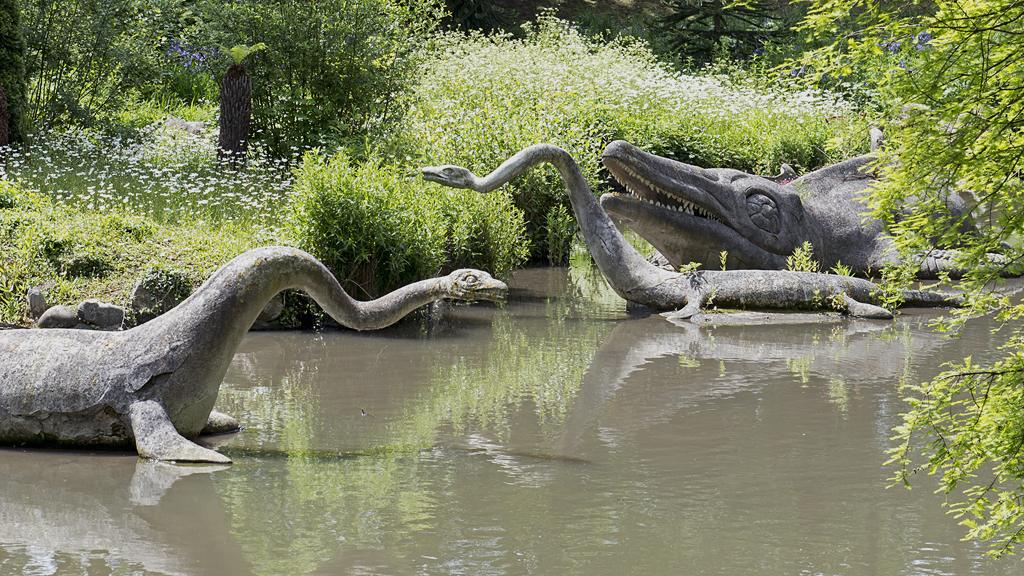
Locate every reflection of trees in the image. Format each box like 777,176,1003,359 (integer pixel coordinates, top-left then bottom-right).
204,267,1012,575
402,299,614,445
208,266,617,575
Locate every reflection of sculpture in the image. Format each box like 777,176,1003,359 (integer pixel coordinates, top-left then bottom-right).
598,141,1007,278
423,145,955,320
556,313,966,452
0,247,507,463
0,451,242,574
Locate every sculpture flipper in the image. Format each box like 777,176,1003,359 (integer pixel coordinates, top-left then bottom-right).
660,297,702,321
842,294,893,319
129,400,231,464
201,410,240,435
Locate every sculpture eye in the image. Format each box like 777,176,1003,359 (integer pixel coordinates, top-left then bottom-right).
463,274,478,284
746,191,780,234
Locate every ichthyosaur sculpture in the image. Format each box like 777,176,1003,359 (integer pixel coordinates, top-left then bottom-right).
0,247,507,463
598,140,1008,278
422,145,957,321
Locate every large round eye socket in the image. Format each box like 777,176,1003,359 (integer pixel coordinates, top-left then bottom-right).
746,191,780,234
462,273,478,284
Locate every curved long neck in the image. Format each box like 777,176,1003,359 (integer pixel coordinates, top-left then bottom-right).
471,144,674,296
141,247,447,347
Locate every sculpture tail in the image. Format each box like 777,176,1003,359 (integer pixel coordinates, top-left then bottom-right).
901,289,962,308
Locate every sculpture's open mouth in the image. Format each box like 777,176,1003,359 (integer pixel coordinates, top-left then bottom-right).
601,156,724,225
599,140,787,270
472,281,509,303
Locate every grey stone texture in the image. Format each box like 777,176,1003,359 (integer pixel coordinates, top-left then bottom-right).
77,299,125,329
36,305,79,328
26,287,48,319
423,144,957,321
0,247,507,463
596,140,1007,279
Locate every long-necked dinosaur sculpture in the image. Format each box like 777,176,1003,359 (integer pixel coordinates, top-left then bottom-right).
598,140,1006,278
422,145,956,320
0,247,507,463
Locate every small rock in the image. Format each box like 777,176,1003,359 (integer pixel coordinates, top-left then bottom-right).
77,299,125,329
26,286,48,320
37,305,79,329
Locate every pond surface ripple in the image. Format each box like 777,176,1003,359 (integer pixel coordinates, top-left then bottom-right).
0,267,1016,575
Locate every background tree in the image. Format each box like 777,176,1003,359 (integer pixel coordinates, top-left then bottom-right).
0,0,26,144
443,0,506,31
218,43,264,164
798,0,1024,556
659,0,803,61
197,0,444,153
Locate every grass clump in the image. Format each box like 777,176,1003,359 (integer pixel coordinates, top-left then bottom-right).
396,15,864,261
0,179,259,324
288,152,527,299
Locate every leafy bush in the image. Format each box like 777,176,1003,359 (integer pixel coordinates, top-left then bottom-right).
288,152,527,298
395,15,864,261
19,0,172,126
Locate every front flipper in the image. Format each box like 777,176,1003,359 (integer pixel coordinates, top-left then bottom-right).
660,298,702,321
201,410,240,436
842,295,893,320
129,400,232,464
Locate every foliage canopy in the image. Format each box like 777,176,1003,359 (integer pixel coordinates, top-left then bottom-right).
798,0,1024,556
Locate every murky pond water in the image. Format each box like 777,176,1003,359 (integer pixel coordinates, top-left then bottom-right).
0,267,1018,575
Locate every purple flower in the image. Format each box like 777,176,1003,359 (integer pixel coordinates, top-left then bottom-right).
881,40,902,53
915,31,932,50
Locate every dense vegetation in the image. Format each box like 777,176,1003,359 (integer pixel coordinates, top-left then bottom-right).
0,5,861,326
795,0,1024,556
395,16,863,260
5,3,1024,556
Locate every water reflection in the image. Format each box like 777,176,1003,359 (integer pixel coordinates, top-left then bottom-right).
0,451,239,575
0,268,1015,575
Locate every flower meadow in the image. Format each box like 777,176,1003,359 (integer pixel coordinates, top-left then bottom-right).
1,122,297,223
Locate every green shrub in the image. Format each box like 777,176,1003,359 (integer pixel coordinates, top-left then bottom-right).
19,0,173,126
288,151,527,298
395,15,864,261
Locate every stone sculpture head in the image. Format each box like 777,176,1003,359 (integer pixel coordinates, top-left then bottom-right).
444,269,508,303
421,165,477,189
599,140,809,270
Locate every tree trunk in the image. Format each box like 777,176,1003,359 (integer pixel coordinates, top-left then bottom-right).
0,86,8,147
218,64,252,164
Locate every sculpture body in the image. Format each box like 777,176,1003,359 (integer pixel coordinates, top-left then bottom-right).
422,145,955,321
598,141,995,278
0,247,506,463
